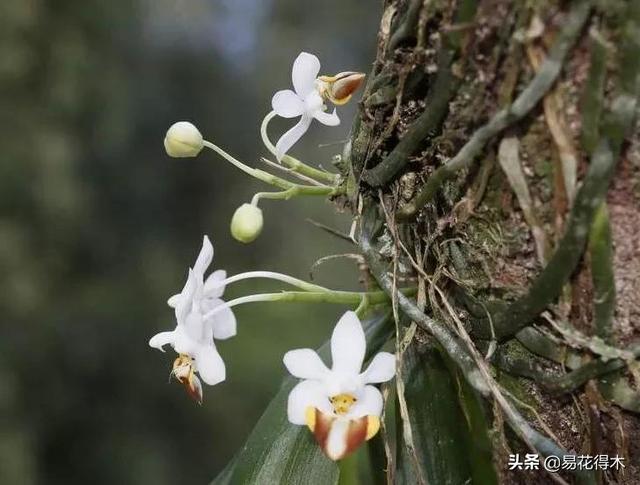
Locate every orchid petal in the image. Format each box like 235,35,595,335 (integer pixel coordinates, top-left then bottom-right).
171,325,200,356
182,310,206,342
173,271,192,304
193,235,213,276
205,298,237,340
313,108,340,126
167,293,181,308
287,379,332,425
203,269,227,299
175,269,196,325
359,352,395,384
272,90,305,118
292,52,321,97
194,345,226,386
348,385,383,419
330,311,366,375
283,349,330,380
149,331,175,351
275,115,312,161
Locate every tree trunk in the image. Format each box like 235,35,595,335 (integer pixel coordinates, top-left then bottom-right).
347,0,640,483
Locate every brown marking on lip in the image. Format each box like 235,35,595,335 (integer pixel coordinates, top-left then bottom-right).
330,72,366,102
182,377,203,404
310,409,371,460
343,416,368,458
171,355,202,404
313,408,333,451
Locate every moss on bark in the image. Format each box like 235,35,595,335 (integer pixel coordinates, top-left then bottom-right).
346,0,640,482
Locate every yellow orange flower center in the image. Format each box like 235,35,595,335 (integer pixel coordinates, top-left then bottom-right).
172,354,202,404
172,354,194,381
330,393,357,415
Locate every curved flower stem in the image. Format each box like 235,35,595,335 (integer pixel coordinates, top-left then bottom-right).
203,140,343,200
215,271,331,293
260,157,328,186
202,288,415,321
355,295,370,318
203,140,294,189
250,185,339,206
261,111,340,185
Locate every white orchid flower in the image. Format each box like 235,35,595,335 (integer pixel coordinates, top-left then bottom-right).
149,236,236,402
271,52,341,161
283,311,395,460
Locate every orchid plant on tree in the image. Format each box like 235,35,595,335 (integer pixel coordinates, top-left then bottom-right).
151,51,402,466
152,0,640,481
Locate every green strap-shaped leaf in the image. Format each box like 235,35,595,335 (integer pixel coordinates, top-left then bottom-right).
397,342,498,485
211,454,238,485
211,311,393,485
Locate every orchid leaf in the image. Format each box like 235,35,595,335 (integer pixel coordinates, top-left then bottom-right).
210,454,237,485
211,311,393,485
396,342,498,485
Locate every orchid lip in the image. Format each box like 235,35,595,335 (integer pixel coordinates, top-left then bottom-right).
318,72,365,105
172,354,203,404
304,407,381,460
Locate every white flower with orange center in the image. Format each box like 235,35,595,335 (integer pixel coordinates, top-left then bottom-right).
149,236,236,403
270,52,364,161
283,311,395,460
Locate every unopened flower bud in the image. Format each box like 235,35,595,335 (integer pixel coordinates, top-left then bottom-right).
318,72,366,105
164,121,203,158
230,203,264,243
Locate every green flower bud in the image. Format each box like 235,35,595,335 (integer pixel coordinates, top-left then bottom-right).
164,121,203,158
230,203,264,243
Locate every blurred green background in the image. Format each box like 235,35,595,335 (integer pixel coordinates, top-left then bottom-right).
0,1,380,483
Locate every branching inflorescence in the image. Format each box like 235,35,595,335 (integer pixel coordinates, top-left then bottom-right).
148,0,640,478
150,52,406,461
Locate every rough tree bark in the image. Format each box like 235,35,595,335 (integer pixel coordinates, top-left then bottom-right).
345,0,640,483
